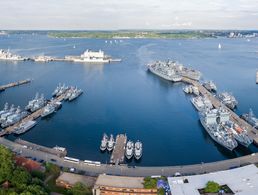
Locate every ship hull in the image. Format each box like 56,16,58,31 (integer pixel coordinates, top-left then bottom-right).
148,66,175,82
200,119,236,151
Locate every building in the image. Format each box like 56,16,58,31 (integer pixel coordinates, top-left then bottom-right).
56,172,96,189
93,174,157,195
15,156,43,172
168,164,258,195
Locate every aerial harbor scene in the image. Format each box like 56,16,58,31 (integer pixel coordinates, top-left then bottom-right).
0,1,258,195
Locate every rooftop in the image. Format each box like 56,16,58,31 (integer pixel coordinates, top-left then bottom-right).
168,164,258,195
56,172,96,187
94,174,144,189
15,156,42,171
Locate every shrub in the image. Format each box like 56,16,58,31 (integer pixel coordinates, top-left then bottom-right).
204,181,220,193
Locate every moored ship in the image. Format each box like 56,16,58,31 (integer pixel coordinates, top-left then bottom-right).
41,104,55,118
199,108,238,151
65,50,121,63
29,94,46,112
148,60,182,82
0,49,28,61
100,133,108,151
191,96,213,111
107,134,115,151
203,81,217,92
223,121,253,147
125,140,134,159
217,92,238,109
241,109,258,128
134,140,143,160
14,120,37,135
68,88,83,101
1,106,28,128
0,104,16,124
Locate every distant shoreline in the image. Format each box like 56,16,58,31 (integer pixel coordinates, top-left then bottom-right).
47,31,212,39
1,30,257,39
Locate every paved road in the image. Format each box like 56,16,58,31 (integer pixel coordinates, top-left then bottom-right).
1,137,258,177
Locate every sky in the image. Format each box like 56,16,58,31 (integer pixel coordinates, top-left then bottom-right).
0,0,257,30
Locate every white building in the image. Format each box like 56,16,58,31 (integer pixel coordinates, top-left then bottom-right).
168,164,258,195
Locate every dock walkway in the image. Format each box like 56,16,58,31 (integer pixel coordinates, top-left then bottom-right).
0,79,31,92
0,90,69,137
256,71,258,84
182,77,258,145
110,134,127,165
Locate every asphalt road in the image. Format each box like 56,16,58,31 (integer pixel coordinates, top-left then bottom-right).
1,137,258,177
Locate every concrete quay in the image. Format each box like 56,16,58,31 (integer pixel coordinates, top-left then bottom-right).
0,79,31,92
182,77,258,146
1,137,258,177
15,138,67,157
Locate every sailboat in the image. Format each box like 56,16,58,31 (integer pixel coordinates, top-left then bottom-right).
218,43,222,49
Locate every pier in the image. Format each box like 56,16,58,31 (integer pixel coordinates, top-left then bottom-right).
182,77,258,145
110,134,127,165
256,71,258,84
0,89,70,137
0,79,31,92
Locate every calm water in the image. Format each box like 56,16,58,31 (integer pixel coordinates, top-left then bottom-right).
0,33,258,166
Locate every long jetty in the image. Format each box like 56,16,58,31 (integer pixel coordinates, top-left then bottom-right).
0,90,69,137
110,134,127,165
256,71,258,84
182,77,258,145
0,79,31,92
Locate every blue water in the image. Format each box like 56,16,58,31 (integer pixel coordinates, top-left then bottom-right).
0,33,258,166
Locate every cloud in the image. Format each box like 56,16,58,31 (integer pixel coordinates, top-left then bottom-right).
0,0,257,30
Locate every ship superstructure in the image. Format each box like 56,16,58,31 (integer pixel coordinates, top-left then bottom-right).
134,140,143,160
217,92,238,109
0,49,27,61
125,140,134,159
241,109,258,128
199,107,238,151
203,81,217,92
100,133,108,151
191,95,213,111
148,60,183,82
65,50,120,63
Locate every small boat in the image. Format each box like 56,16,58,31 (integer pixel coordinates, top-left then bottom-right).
100,133,108,151
125,141,134,159
107,134,115,151
134,140,142,160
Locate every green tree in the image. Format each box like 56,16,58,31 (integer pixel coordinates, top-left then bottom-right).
143,177,157,189
68,182,92,195
25,184,48,195
204,181,220,193
0,146,14,183
11,167,31,186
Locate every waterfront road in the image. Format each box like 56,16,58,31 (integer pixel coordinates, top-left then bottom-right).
1,137,258,177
